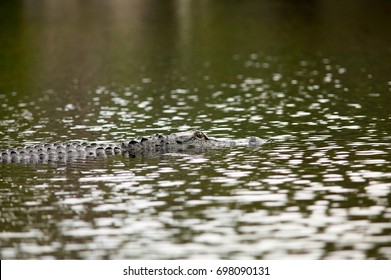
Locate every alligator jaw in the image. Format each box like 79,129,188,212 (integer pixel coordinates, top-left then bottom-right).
209,135,266,147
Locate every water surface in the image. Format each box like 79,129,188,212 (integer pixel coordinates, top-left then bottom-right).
0,0,390,259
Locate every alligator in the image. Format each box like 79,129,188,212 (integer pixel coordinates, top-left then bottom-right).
0,130,266,164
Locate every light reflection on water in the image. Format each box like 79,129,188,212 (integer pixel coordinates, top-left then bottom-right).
1,1,391,260
1,132,390,259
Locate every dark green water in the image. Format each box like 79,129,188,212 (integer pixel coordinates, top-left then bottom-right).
0,0,390,259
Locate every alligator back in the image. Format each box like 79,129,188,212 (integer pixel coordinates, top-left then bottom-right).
0,142,122,164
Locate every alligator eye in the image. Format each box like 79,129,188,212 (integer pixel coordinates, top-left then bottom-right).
195,131,204,138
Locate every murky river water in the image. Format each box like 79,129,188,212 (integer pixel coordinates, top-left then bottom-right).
0,0,390,259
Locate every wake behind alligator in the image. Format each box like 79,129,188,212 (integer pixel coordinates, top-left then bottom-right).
0,130,266,164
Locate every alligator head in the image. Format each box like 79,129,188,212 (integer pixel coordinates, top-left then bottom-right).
172,130,210,144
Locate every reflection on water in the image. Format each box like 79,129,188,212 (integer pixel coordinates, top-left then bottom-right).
0,0,390,259
1,139,390,259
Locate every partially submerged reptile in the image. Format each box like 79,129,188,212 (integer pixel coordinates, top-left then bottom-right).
0,130,266,164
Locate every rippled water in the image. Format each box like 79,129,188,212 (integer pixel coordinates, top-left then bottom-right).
1,0,390,259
